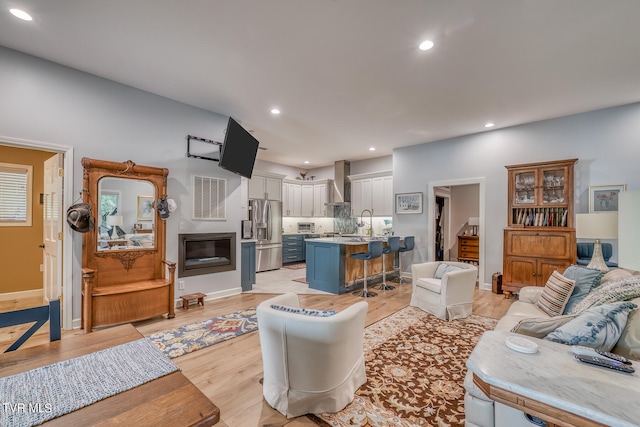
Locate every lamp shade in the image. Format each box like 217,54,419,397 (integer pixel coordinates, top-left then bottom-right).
575,213,618,239
106,215,123,227
468,217,480,226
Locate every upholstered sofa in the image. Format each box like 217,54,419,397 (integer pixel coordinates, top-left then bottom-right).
464,267,640,427
411,261,478,320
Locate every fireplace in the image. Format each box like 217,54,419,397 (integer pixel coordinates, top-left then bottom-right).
178,233,236,277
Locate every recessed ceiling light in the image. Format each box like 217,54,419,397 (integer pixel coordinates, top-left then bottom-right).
10,8,32,21
304,161,309,164
484,122,495,128
270,108,280,115
419,40,434,51
369,147,376,151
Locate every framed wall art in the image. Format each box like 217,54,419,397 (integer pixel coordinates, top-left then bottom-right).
395,192,423,214
589,184,626,213
137,195,155,221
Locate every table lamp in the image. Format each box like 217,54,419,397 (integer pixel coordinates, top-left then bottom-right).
469,217,479,236
575,212,618,272
106,215,123,240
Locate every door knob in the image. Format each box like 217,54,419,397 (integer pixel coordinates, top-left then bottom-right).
39,244,45,249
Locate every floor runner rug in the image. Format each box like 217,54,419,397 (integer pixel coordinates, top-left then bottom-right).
146,307,258,359
312,306,497,427
292,277,309,284
283,262,307,270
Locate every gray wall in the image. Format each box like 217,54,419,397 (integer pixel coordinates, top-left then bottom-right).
0,46,243,323
393,102,640,284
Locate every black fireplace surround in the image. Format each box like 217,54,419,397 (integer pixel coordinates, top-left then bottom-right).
178,232,236,277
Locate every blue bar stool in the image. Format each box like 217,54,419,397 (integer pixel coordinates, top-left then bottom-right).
396,236,415,284
349,240,383,298
374,236,400,291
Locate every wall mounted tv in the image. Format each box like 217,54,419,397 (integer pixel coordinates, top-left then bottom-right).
218,117,260,179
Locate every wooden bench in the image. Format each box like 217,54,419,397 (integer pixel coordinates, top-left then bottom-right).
180,293,206,309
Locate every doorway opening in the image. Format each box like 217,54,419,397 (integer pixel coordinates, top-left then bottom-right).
0,136,74,330
427,178,488,290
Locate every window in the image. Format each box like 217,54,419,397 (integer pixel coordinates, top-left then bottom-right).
0,162,33,226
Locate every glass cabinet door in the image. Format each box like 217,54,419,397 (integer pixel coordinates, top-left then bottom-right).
541,167,566,204
514,171,535,204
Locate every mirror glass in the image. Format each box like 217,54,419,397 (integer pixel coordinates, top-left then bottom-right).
97,177,155,251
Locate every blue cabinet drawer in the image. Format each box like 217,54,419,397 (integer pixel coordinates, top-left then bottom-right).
283,234,303,242
284,247,303,255
283,253,303,262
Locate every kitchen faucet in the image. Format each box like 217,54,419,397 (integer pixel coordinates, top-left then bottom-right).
360,209,373,236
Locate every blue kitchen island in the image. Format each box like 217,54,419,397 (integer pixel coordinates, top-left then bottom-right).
305,237,398,294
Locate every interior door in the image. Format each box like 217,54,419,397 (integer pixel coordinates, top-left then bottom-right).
43,153,63,304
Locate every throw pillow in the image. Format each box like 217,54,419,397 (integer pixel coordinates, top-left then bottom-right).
536,271,576,317
544,301,638,351
434,263,463,279
562,265,604,314
600,268,633,285
270,304,336,317
511,314,579,338
567,275,640,315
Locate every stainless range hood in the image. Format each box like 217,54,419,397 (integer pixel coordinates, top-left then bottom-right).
327,160,351,205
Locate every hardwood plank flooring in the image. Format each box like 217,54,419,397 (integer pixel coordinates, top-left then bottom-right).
1,278,512,426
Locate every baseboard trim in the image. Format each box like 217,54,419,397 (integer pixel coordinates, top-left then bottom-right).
0,289,43,301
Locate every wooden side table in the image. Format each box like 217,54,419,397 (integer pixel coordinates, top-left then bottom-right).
180,293,206,309
458,235,479,263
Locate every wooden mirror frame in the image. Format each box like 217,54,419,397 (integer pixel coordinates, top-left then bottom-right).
81,158,175,332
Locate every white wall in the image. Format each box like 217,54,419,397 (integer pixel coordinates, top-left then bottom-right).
393,102,640,284
0,46,244,323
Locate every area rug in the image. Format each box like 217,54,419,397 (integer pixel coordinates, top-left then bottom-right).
146,307,258,359
283,262,306,270
312,306,497,427
292,277,309,284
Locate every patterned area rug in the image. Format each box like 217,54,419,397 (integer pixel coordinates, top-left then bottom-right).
146,307,258,358
312,306,497,427
283,262,307,270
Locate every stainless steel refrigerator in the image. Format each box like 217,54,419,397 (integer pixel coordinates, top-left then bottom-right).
249,199,283,272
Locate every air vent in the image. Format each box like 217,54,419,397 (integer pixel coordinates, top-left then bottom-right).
192,175,226,220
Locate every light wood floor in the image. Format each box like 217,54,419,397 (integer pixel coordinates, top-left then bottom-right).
1,282,512,427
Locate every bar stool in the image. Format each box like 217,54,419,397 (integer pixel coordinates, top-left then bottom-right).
374,236,400,291
349,240,383,298
396,236,415,284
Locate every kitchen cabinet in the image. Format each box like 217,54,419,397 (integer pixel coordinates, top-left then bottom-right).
349,171,392,217
283,180,301,217
301,184,314,217
503,159,577,295
248,172,284,200
241,241,256,291
313,182,329,217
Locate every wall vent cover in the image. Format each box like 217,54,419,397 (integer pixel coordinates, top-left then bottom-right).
192,175,226,220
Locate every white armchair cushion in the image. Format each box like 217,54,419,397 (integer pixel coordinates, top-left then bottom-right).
257,292,368,418
416,277,442,294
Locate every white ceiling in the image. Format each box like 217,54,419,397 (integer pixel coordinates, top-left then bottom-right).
2,1,640,168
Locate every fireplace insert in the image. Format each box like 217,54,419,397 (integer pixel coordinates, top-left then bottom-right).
178,233,236,277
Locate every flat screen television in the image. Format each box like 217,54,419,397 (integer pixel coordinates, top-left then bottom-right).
218,117,260,179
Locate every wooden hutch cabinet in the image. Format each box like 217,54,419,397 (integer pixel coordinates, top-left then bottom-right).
503,159,578,295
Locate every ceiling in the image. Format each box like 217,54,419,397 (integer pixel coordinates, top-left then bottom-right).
2,1,640,169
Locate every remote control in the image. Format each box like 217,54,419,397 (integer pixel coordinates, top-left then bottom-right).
596,349,632,365
572,346,633,365
575,354,635,374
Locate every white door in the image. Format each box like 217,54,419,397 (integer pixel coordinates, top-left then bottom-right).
43,154,63,303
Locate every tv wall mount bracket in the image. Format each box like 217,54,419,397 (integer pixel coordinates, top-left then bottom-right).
186,134,221,162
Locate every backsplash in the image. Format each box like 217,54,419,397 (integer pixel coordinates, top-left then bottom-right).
333,205,357,234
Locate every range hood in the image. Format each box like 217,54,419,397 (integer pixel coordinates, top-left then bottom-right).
327,160,351,205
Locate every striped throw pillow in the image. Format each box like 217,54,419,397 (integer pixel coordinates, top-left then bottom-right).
536,271,576,317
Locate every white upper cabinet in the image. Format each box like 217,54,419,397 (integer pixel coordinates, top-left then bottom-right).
300,184,314,217
283,181,302,217
249,172,284,200
349,171,392,217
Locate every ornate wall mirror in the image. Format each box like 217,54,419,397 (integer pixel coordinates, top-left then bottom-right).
97,176,156,250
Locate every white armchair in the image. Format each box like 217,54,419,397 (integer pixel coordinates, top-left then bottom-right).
410,261,478,320
256,292,368,418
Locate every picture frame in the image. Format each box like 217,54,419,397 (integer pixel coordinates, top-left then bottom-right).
589,184,626,213
395,192,423,214
137,196,155,221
